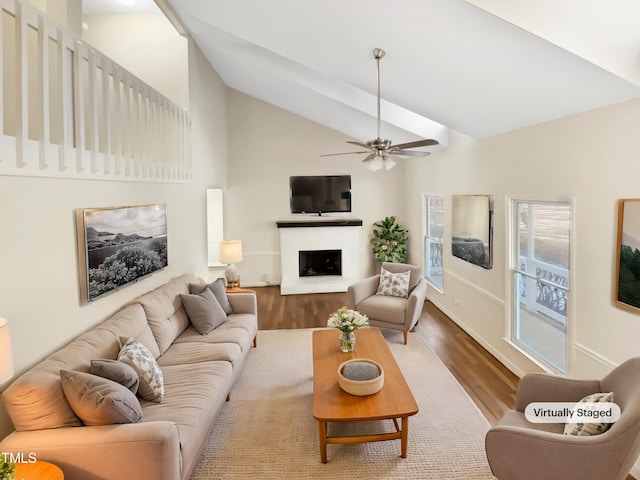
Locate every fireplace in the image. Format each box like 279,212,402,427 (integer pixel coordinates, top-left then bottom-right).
277,219,362,295
299,249,342,277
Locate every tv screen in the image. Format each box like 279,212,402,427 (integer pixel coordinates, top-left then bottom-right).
290,175,351,215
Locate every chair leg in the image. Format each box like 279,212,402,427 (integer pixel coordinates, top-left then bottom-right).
403,331,408,345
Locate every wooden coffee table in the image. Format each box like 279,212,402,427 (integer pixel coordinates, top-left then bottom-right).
312,328,419,463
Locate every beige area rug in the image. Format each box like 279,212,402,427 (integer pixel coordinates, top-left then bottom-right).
190,328,495,480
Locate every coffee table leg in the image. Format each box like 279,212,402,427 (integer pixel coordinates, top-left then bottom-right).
319,421,328,463
400,416,409,458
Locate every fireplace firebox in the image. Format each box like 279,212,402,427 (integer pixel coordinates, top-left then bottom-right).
299,249,342,277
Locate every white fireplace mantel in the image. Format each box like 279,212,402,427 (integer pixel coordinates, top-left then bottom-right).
277,219,362,295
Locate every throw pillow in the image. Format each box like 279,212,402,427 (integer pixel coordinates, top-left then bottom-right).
118,337,164,403
190,278,233,315
376,267,411,298
180,287,227,335
91,359,139,394
59,370,143,425
563,391,614,436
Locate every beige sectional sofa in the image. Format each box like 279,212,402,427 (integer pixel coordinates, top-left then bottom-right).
0,274,258,480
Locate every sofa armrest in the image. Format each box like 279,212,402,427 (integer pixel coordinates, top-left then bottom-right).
348,275,380,309
485,424,630,480
514,373,601,411
227,292,257,316
404,278,427,330
0,421,181,480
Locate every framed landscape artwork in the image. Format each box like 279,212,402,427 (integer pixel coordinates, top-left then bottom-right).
615,199,640,312
76,204,168,303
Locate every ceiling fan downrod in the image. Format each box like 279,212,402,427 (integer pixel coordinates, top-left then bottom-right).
373,48,385,144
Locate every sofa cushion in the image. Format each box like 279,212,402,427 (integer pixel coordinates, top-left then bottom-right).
1,304,153,432
190,279,233,315
60,370,143,426
356,294,407,326
91,359,139,393
134,274,197,355
376,267,410,298
180,288,227,335
118,337,164,403
140,361,233,454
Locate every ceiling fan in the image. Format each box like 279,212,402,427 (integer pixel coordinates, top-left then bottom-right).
322,48,439,171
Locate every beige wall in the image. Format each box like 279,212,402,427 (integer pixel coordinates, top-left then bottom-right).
82,14,189,108
404,98,640,379
0,39,225,439
223,89,410,286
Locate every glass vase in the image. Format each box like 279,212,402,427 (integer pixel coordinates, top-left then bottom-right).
339,331,356,352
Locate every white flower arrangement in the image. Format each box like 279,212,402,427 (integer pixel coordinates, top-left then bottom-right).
327,306,369,334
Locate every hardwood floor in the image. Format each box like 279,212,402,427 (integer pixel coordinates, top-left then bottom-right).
253,285,517,424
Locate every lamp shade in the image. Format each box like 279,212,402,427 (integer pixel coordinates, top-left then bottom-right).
0,317,14,384
220,240,243,264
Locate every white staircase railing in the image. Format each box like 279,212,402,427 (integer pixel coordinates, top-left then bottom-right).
0,0,191,182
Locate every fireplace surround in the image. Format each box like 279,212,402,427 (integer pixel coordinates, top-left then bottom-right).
277,219,362,295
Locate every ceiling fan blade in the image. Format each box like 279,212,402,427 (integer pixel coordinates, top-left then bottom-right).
393,149,431,157
346,141,371,149
320,150,370,157
361,153,377,163
392,139,439,150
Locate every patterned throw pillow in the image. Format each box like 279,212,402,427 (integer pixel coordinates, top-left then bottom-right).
118,337,164,403
563,391,614,436
376,267,411,298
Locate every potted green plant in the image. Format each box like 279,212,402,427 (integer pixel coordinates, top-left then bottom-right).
0,459,15,480
370,216,408,263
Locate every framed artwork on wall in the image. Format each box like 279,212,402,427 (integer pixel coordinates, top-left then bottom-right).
76,204,168,303
615,199,640,312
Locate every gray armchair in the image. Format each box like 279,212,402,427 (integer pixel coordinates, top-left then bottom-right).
347,262,426,344
485,357,640,480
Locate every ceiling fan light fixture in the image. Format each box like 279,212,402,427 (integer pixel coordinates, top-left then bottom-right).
366,155,384,172
383,156,396,170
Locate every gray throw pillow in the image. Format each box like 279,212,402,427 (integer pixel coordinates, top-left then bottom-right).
189,279,233,315
60,370,143,425
118,337,164,403
91,359,139,394
181,287,227,335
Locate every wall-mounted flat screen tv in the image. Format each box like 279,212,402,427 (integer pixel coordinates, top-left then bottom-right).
451,195,493,269
289,175,351,215
76,204,168,303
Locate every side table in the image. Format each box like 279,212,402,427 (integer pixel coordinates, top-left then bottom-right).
14,461,63,479
226,287,256,294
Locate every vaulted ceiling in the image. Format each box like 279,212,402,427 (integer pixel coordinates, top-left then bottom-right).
85,0,640,151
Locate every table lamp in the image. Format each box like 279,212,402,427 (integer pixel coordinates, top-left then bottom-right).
0,317,14,384
220,240,243,288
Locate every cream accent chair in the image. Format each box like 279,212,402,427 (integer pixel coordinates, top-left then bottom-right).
348,262,426,344
485,357,640,480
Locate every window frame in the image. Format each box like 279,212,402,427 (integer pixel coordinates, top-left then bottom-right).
423,193,445,293
505,195,575,375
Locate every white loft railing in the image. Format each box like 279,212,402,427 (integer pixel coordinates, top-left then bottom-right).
0,0,191,182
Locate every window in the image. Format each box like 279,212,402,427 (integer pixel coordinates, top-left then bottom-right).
510,200,571,373
424,195,444,290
